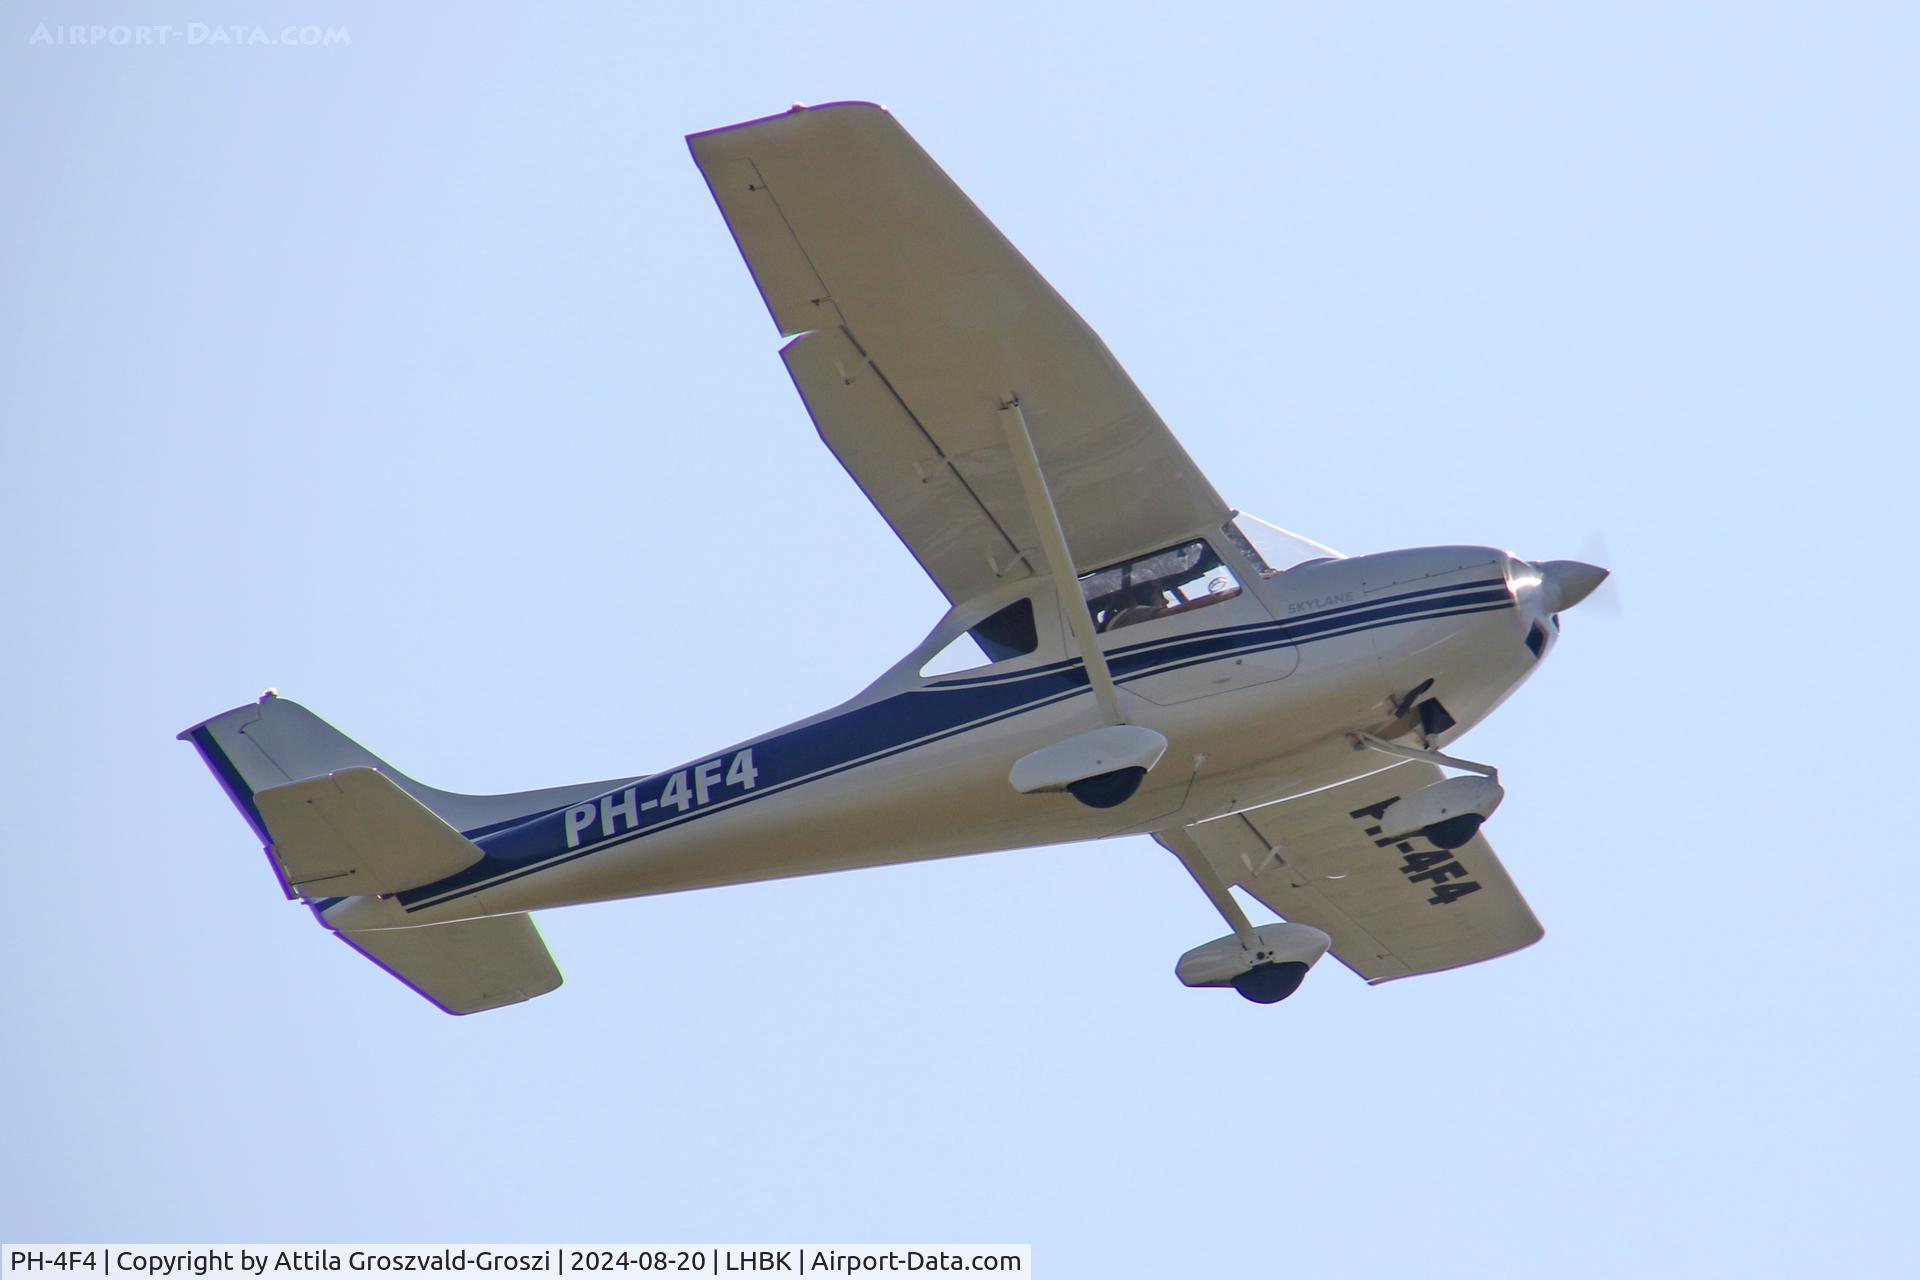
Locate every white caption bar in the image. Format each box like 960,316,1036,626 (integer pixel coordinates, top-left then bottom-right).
3,1247,1030,1278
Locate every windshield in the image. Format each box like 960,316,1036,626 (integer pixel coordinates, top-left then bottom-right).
1225,514,1342,575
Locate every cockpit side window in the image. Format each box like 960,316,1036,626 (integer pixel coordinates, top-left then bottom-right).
919,597,1041,677
1078,539,1241,633
971,597,1037,663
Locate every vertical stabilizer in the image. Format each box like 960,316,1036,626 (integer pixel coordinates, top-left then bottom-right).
180,693,635,897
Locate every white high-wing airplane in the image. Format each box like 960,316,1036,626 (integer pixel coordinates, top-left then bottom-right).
183,103,1607,1014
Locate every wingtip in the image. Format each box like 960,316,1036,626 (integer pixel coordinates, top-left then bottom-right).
686,100,890,148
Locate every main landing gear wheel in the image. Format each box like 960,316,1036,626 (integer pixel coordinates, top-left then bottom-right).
1422,812,1487,849
1066,766,1147,809
1231,961,1312,1004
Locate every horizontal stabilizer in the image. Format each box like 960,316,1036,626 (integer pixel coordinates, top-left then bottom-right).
335,913,561,1015
255,767,483,898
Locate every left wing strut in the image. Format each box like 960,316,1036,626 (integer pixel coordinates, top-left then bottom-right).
998,397,1123,725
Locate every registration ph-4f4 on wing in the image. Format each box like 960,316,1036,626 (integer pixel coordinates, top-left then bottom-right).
182,103,1608,1014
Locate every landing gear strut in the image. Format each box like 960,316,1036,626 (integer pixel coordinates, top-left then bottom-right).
1352,732,1505,850
1158,826,1330,1003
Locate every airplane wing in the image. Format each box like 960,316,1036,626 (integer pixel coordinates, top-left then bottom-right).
1155,762,1543,983
689,103,1230,606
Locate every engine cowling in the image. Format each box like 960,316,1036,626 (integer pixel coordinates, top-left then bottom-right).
1176,922,1332,1004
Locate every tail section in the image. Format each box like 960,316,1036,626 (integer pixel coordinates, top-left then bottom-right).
254,767,487,899
181,692,629,854
181,692,631,1013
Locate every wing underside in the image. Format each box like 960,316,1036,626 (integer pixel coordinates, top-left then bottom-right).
334,913,562,1016
689,103,1230,605
1158,762,1543,983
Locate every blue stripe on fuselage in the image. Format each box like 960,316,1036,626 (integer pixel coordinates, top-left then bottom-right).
396,578,1513,912
924,576,1509,688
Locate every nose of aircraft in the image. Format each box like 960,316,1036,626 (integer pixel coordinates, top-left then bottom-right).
1529,560,1610,614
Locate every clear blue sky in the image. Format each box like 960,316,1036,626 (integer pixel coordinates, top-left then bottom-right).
4,2,1915,1275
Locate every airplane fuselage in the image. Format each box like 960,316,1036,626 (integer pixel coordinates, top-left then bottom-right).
343,542,1553,932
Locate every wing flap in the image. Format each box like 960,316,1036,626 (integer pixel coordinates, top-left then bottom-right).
336,914,561,1015
782,326,1034,593
1164,762,1543,983
254,767,484,898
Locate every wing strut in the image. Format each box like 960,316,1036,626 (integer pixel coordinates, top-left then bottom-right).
998,396,1124,726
